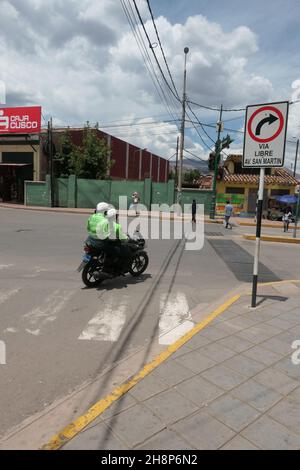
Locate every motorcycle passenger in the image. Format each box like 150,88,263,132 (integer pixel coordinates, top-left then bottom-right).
86,202,109,249
106,209,131,273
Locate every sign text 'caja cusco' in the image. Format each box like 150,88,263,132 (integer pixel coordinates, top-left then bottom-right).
0,106,42,134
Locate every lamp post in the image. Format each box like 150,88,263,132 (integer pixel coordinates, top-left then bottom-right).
177,47,189,207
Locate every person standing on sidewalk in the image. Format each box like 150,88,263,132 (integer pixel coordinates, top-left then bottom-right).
224,200,233,229
131,191,140,216
283,208,292,232
192,199,196,223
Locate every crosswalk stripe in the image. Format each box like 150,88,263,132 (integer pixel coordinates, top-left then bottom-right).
0,264,14,270
23,289,74,336
0,288,20,306
78,298,128,342
159,292,194,345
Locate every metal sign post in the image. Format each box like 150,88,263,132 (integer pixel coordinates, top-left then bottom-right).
251,168,265,308
243,101,289,308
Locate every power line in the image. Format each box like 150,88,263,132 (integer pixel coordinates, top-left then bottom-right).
146,0,180,101
187,100,246,112
132,0,181,104
120,0,179,124
184,148,207,162
187,103,215,144
99,119,179,129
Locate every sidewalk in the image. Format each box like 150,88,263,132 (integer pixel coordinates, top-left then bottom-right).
1,202,295,229
47,281,300,450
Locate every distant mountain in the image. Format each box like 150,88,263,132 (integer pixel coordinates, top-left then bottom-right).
169,157,210,174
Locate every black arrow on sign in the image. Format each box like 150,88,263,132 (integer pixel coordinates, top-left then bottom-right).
255,113,278,136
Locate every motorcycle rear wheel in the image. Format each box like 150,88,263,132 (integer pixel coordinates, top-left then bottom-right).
129,251,149,277
82,262,103,288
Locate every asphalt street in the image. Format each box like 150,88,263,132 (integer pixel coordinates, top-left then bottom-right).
0,208,299,439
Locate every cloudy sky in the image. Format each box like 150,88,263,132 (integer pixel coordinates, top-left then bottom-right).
0,0,299,168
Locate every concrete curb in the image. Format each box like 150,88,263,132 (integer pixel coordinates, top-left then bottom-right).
0,203,224,224
243,234,300,244
239,221,299,230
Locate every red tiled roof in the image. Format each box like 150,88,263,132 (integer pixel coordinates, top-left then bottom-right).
223,167,298,185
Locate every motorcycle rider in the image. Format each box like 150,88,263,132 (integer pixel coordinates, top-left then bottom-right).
86,202,109,249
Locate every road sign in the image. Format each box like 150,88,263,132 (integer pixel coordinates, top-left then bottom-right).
243,101,289,168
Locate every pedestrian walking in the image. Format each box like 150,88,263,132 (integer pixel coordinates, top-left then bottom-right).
192,199,196,223
224,200,233,229
283,208,292,232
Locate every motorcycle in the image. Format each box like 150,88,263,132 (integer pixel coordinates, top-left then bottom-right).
77,232,148,288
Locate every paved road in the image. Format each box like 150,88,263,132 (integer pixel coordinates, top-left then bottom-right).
0,208,299,438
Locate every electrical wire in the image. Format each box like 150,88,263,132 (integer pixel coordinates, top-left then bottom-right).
132,0,180,104
120,0,178,124
146,0,180,101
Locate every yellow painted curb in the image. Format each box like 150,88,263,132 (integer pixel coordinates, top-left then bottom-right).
41,293,241,451
258,279,300,287
243,234,300,244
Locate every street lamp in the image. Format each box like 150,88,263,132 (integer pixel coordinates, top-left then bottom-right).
177,47,189,208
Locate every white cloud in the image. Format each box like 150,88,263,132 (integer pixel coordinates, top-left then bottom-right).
0,1,276,158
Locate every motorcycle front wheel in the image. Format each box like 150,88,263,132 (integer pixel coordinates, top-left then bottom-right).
129,251,149,277
82,261,103,288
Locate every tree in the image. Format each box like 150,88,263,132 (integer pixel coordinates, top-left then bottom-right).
55,123,113,179
54,128,75,178
183,169,201,184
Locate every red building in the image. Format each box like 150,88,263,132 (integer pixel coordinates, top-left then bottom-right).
43,128,169,183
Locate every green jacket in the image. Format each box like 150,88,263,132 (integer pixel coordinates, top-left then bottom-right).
87,214,127,241
87,213,108,240
114,223,128,241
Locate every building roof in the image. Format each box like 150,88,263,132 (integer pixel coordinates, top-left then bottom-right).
223,166,298,186
198,174,213,189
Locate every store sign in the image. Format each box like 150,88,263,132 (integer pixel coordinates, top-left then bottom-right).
0,106,42,134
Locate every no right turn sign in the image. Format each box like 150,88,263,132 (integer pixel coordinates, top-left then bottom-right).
243,101,289,168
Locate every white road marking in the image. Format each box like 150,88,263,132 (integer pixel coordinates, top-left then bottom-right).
23,289,74,336
0,288,20,306
0,264,14,270
79,298,128,342
24,266,48,278
159,292,194,345
3,327,18,333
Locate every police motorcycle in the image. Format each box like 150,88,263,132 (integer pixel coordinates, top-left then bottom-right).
77,230,148,288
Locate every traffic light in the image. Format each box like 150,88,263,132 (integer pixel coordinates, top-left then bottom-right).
221,134,233,150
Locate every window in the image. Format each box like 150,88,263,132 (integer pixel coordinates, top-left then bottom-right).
226,187,245,194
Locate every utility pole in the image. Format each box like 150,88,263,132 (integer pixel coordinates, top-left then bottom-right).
175,135,179,187
210,105,223,219
48,118,55,208
177,47,189,207
293,138,299,177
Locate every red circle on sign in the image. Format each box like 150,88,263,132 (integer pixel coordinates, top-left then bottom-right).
247,106,284,143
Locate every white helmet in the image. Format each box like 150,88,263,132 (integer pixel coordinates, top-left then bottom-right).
107,208,117,219
96,202,109,213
